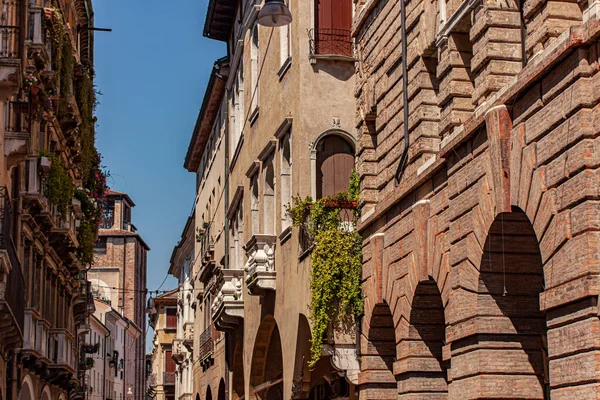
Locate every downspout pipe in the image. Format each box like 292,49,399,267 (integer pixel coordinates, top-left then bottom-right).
103,330,111,400
394,0,410,184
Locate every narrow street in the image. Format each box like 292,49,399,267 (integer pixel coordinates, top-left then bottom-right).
0,0,599,399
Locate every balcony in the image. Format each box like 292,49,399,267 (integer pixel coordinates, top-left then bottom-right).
21,309,52,376
198,326,213,368
0,23,22,97
212,269,244,331
198,223,215,283
48,328,77,387
0,186,26,353
308,28,354,62
4,101,31,160
182,322,194,351
25,5,51,70
163,371,176,386
244,234,276,295
172,339,184,364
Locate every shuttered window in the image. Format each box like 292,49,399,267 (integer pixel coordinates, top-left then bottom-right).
166,307,177,329
165,350,176,372
314,0,352,56
316,136,355,199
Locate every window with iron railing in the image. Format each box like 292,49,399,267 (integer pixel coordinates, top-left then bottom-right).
310,0,353,57
0,0,21,59
309,28,353,57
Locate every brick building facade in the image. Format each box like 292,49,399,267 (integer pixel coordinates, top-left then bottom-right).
353,0,600,397
90,189,149,400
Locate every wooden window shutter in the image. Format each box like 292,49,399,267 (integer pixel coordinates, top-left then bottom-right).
316,136,355,199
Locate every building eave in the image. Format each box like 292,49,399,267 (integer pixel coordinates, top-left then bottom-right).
98,229,151,251
203,0,238,42
168,215,195,277
184,56,230,172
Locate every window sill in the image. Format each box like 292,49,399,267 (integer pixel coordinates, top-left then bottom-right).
248,106,260,126
309,54,355,64
279,226,292,245
298,244,314,262
277,56,292,81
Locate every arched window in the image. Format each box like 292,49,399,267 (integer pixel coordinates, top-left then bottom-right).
315,135,355,199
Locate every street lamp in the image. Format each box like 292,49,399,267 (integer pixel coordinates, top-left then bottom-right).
257,0,292,27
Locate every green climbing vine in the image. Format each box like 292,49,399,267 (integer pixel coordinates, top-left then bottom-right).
41,6,108,266
287,170,363,368
41,152,74,215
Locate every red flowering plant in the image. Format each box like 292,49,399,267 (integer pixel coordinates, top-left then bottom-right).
75,151,110,266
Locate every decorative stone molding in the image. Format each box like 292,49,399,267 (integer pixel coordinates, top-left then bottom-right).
212,269,244,331
244,234,276,295
322,344,360,385
172,339,184,364
182,322,194,351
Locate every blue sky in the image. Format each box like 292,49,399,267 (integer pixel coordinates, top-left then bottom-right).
93,0,225,349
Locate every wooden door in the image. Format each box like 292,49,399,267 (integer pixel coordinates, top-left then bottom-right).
316,136,355,199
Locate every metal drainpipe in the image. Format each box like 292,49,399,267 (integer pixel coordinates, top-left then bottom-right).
103,331,111,400
222,93,231,399
222,78,229,272
394,0,410,184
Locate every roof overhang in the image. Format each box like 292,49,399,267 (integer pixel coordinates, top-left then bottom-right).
184,57,230,172
204,0,238,41
168,216,195,276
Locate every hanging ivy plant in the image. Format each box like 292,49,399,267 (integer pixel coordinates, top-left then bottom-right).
41,152,74,215
286,170,363,368
45,8,65,87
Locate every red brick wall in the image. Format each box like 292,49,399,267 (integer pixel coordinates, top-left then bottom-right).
355,3,600,397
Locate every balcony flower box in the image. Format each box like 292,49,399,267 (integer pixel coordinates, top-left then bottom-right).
323,200,357,209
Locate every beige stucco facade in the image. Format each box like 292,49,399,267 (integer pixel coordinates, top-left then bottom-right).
180,0,360,398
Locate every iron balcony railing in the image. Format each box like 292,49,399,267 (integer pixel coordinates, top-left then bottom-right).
0,186,25,335
5,101,30,133
0,25,20,59
308,28,353,57
163,371,176,385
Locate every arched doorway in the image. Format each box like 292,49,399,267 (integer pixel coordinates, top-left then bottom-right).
232,343,245,400
314,133,355,199
359,303,396,399
475,209,548,398
206,386,212,400
17,376,34,400
397,278,447,398
250,316,283,400
217,379,226,400
292,315,311,398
